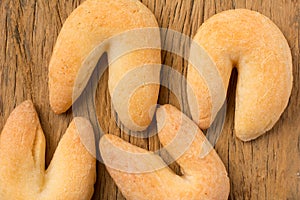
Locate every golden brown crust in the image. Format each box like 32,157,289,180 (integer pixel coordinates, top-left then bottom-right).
100,104,229,200
49,0,161,131
187,9,293,141
0,101,96,200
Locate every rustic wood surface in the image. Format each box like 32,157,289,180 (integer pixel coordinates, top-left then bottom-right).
0,0,299,199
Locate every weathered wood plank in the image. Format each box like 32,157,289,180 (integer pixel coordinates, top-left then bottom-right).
0,0,299,199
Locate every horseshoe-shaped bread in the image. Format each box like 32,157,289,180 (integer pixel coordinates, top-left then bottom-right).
187,9,293,141
49,0,161,131
0,101,96,200
100,104,229,200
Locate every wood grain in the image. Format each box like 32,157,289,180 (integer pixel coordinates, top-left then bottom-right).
0,0,299,199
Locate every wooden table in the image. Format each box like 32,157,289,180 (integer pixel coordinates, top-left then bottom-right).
0,0,299,199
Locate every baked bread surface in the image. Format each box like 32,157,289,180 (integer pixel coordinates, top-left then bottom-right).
187,9,293,141
100,104,230,200
0,101,96,200
49,0,161,131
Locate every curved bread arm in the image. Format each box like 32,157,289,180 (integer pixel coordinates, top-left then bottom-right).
100,104,229,200
187,9,292,140
49,0,161,131
0,101,96,200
